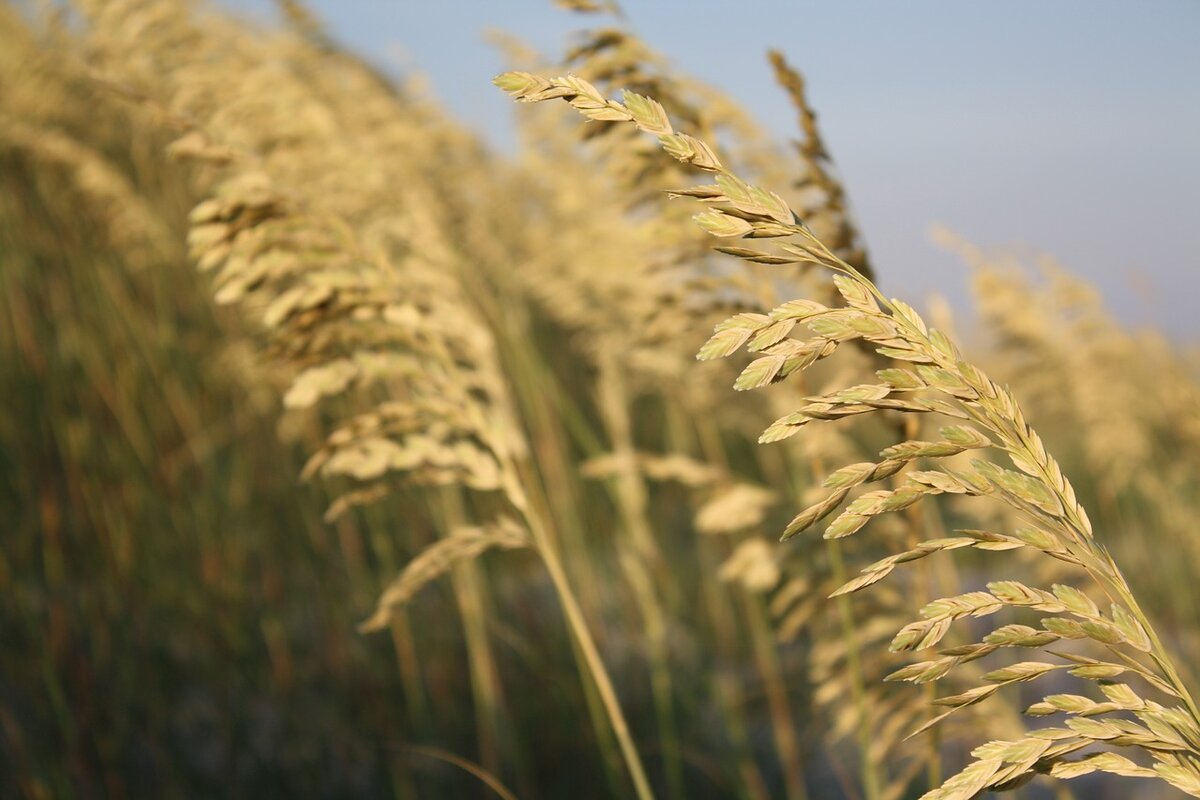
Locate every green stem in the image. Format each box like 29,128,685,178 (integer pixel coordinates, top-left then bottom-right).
505,472,656,800
535,521,657,800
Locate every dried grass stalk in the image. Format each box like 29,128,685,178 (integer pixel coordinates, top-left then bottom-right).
498,69,1200,799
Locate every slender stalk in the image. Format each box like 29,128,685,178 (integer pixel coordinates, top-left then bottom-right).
1110,573,1200,725
596,351,684,800
473,297,634,795
485,288,606,618
358,514,431,733
510,452,629,797
513,485,657,800
699,537,773,800
438,488,506,777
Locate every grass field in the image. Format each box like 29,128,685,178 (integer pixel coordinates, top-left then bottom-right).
3,2,1199,798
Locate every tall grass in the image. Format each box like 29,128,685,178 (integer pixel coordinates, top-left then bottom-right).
496,68,1200,797
3,1,1199,798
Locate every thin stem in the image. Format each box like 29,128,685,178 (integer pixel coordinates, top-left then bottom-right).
1109,573,1200,724
508,456,629,797
504,472,656,800
438,488,506,777
596,351,684,800
534,522,657,800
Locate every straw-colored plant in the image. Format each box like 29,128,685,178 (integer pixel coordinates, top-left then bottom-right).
8,0,1198,796
175,72,659,800
938,230,1200,641
497,70,1200,798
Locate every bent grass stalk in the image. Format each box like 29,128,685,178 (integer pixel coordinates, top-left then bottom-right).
503,470,658,800
11,2,1197,794
497,70,1200,799
174,118,656,798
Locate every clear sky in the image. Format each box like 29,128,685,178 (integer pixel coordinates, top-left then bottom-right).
226,1,1200,337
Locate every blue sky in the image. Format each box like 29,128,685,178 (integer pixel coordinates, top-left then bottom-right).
227,1,1200,337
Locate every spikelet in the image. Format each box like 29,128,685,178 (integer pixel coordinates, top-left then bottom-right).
358,517,530,632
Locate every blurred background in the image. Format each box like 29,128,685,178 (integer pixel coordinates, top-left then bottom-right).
233,0,1200,336
2,1,1198,798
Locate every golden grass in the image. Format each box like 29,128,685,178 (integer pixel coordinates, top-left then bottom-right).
497,69,1200,797
4,1,1200,797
